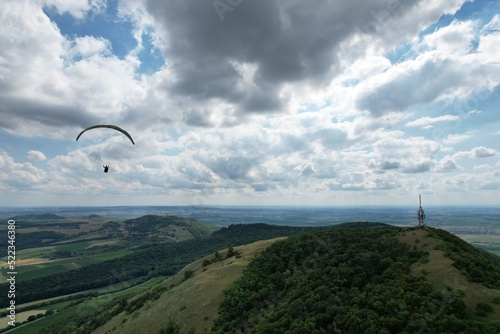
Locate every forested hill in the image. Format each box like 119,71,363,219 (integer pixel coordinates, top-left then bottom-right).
122,214,217,238
213,225,500,334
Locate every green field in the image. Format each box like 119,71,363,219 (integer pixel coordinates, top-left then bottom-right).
1,246,134,283
2,276,166,334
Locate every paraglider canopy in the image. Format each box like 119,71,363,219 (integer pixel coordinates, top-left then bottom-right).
76,124,135,145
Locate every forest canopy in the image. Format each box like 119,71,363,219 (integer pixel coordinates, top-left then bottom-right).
212,225,500,334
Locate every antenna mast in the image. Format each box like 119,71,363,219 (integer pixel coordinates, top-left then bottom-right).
417,194,425,227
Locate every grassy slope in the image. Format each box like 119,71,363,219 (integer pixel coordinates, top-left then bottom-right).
92,237,286,334
399,227,500,322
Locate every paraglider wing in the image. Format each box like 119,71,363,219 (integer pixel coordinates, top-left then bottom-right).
76,124,135,145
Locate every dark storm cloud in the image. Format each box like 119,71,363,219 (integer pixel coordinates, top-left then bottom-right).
241,85,283,113
168,56,245,101
145,0,418,112
183,108,213,127
0,97,97,130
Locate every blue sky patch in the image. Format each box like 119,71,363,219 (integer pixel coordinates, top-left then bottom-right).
43,1,165,75
137,31,165,75
385,42,418,65
43,0,137,60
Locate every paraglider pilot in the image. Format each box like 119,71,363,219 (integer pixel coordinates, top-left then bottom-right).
103,164,109,173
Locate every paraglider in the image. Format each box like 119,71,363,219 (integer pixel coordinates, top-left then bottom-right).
76,124,135,173
76,124,135,145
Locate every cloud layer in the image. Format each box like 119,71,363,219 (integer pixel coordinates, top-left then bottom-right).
0,0,499,206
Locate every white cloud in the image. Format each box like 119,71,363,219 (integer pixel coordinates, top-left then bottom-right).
355,13,500,117
406,115,461,127
436,156,460,172
473,164,492,171
478,20,500,65
372,136,441,160
0,1,150,139
443,133,473,145
0,151,48,191
422,20,474,55
453,146,498,159
42,0,106,19
27,150,47,161
67,36,113,58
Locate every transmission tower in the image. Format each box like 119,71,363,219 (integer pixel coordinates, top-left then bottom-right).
417,194,425,227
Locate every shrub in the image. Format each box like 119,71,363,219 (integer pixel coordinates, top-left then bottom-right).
183,270,194,280
476,302,494,313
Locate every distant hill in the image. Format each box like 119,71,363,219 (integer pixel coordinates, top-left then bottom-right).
123,214,218,239
67,223,500,334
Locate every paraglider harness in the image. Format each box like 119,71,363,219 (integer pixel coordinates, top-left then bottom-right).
103,165,109,173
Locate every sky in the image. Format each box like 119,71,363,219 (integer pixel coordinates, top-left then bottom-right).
0,0,499,207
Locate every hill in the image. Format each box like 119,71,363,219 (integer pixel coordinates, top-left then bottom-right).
9,222,500,333
212,224,500,333
121,214,218,240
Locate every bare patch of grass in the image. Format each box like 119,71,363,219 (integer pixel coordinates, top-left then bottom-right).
63,262,82,270
0,309,46,330
85,240,119,249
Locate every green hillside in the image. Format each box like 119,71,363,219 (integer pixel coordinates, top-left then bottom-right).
213,224,500,333
91,238,287,334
